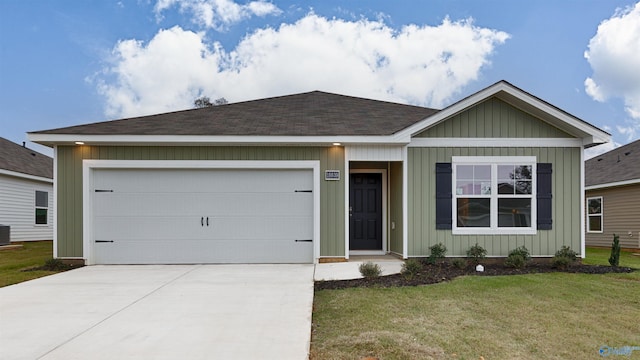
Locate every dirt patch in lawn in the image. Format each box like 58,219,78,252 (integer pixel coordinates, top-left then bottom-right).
315,262,635,290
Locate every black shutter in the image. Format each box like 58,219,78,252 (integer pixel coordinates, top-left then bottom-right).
435,163,453,229
537,163,552,230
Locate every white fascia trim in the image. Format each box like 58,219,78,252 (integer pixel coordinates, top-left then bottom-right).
28,134,410,146
82,159,321,265
585,178,640,190
580,147,586,258
0,169,53,184
402,145,408,259
408,138,583,148
394,82,610,145
452,155,537,163
344,148,350,260
53,146,58,259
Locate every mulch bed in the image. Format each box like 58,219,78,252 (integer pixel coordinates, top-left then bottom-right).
314,262,636,290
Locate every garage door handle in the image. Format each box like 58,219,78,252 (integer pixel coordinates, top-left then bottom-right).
295,190,312,193
206,217,209,226
96,240,114,243
295,239,313,242
201,217,204,227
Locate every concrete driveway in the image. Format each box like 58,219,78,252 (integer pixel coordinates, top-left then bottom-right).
0,265,314,360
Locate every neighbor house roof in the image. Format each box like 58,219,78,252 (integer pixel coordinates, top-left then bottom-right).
30,91,438,137
585,139,640,188
0,137,53,180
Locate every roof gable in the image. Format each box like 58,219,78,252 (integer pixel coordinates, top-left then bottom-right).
0,137,53,180
414,97,573,138
400,81,610,147
585,139,640,187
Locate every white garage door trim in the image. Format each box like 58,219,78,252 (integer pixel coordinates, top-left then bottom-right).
82,160,321,265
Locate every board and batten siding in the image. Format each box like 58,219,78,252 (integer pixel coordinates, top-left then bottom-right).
415,98,572,138
0,174,53,241
407,147,581,257
56,145,345,259
585,184,640,249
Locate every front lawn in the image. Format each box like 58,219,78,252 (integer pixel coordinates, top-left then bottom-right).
311,249,640,359
584,246,640,268
0,241,60,287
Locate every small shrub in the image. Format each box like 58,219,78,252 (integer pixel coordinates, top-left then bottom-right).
504,254,526,269
505,246,531,269
42,258,68,271
552,246,578,269
466,243,487,265
609,234,621,267
401,259,423,279
555,246,578,259
552,255,573,269
427,243,447,264
451,258,468,269
359,262,382,278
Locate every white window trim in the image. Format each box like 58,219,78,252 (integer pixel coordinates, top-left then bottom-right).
35,190,49,226
452,156,537,235
586,196,603,233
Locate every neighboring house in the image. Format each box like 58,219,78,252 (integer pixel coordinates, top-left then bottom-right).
585,139,640,249
28,81,610,265
0,137,54,242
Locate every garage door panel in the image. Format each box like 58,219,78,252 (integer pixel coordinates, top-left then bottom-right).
92,167,315,264
95,216,312,241
94,239,313,264
95,193,313,217
94,169,312,193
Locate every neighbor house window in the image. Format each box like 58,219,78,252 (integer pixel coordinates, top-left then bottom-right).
587,197,602,233
452,156,536,235
35,190,48,225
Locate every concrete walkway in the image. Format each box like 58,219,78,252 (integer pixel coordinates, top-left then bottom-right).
0,265,314,360
314,256,404,281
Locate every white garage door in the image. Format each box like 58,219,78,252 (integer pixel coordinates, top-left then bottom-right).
92,168,314,264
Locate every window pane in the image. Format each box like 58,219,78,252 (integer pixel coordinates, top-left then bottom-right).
498,198,531,227
515,180,532,194
457,165,474,179
35,191,48,207
497,180,515,194
514,165,532,180
457,198,490,227
456,181,474,195
474,165,491,180
588,216,602,231
35,208,48,225
498,165,514,180
588,198,601,215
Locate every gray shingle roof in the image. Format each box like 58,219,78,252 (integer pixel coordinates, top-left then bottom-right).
31,91,439,136
585,139,640,186
0,137,53,179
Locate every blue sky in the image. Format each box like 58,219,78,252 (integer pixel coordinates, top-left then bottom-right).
1,0,639,157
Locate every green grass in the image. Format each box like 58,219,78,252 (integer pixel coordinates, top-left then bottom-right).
583,247,640,268
0,241,59,287
311,250,640,360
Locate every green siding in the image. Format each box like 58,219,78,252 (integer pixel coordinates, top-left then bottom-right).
389,162,403,254
407,147,581,257
56,145,345,258
415,98,573,138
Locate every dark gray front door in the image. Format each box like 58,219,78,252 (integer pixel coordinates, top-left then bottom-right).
349,173,382,250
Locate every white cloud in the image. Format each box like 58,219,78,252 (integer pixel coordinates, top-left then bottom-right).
154,0,281,31
96,14,509,118
584,2,640,120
